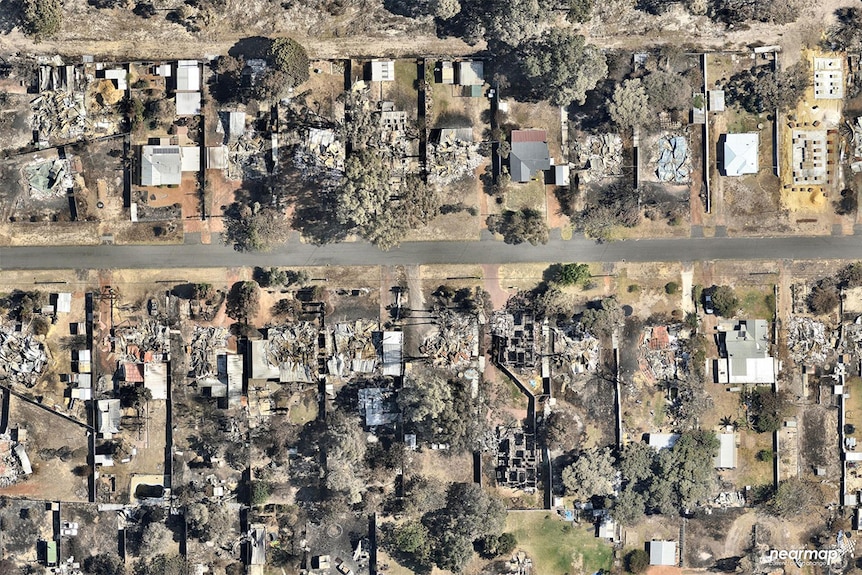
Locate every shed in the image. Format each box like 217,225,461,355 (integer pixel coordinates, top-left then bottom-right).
14,443,32,474
723,133,759,176
104,68,127,90
46,541,58,565
438,61,454,84
510,130,551,183
457,60,484,85
180,146,201,172
369,60,395,82
176,92,202,116
714,433,738,469
709,90,725,112
380,331,403,377
647,433,680,450
144,362,168,400
650,540,677,566
96,399,122,437
176,60,201,91
597,517,616,540
123,362,145,383
75,349,91,373
218,353,243,408
206,146,227,170
249,339,279,380
248,524,266,565
55,293,72,314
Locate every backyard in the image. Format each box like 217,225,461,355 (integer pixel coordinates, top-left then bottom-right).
506,511,613,575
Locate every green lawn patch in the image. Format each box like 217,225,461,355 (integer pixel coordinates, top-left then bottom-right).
506,511,613,575
737,287,773,319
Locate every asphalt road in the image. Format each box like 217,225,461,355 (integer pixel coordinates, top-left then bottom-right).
0,234,860,270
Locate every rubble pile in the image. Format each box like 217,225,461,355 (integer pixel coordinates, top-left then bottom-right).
31,91,87,141
227,131,269,181
845,317,862,354
654,135,690,184
573,133,623,180
489,311,515,338
189,326,228,377
427,133,482,186
551,326,599,375
326,320,377,377
0,438,22,487
849,117,862,173
293,127,345,178
638,325,681,383
787,316,830,364
24,157,73,200
116,320,170,361
420,308,479,367
0,326,48,387
263,323,318,374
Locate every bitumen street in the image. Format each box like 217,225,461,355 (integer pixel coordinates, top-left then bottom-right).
0,232,859,270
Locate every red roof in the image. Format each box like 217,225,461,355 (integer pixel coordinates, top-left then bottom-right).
123,362,144,383
649,326,670,350
511,129,547,143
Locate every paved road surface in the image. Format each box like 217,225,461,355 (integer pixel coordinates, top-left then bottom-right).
0,234,858,270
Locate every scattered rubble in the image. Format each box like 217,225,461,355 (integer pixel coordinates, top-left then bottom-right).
0,325,48,387
325,320,378,377
24,157,73,200
189,326,228,378
638,325,682,383
848,117,862,173
653,135,690,184
573,133,623,181
427,130,483,186
293,127,345,177
496,425,538,492
787,316,830,364
420,308,479,367
260,323,318,382
115,320,171,361
551,325,599,376
31,91,87,142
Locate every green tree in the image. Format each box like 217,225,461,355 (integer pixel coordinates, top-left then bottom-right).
642,70,692,113
613,486,646,525
750,389,791,433
567,0,594,22
323,411,368,503
609,79,652,129
809,283,839,315
521,29,608,105
562,447,616,499
139,523,173,557
250,481,271,506
120,384,152,408
83,553,126,575
398,371,453,424
479,532,517,558
486,208,549,245
192,283,215,300
555,263,591,287
725,62,809,114
620,442,655,484
223,201,288,252
579,297,624,337
665,282,679,295
626,548,650,573
392,520,432,563
771,477,818,517
710,285,738,316
22,0,62,40
479,0,550,46
431,0,461,19
226,281,260,324
257,267,288,288
267,37,310,88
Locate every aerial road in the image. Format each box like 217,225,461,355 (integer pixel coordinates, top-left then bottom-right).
0,233,859,270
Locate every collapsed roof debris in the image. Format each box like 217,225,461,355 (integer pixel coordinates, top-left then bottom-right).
638,325,681,383
24,157,73,200
573,133,623,181
427,129,482,185
654,135,690,184
31,91,87,142
326,320,378,378
189,326,228,378
0,325,48,387
787,316,830,364
848,117,862,173
115,320,171,361
420,308,479,367
293,127,345,178
551,325,600,376
256,323,319,383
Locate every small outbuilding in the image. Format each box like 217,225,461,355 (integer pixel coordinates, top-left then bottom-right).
369,60,395,82
650,540,678,566
714,433,738,469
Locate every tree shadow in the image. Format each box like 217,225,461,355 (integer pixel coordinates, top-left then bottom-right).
228,36,273,60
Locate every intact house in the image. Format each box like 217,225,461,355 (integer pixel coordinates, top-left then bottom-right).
175,60,202,116
722,133,759,177
368,59,395,82
139,143,200,186
714,319,777,386
509,130,551,183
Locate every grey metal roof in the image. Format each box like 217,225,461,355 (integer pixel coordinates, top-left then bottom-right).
510,141,550,182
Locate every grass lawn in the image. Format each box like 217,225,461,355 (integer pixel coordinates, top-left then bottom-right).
506,511,613,575
505,178,547,213
736,287,774,319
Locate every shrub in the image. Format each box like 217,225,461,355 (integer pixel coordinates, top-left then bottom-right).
808,283,839,315
251,481,271,506
267,37,310,88
626,548,650,573
22,0,62,40
665,282,679,295
627,284,641,293
710,285,738,316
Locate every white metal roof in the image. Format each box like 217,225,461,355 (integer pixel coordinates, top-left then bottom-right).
650,540,677,566
714,433,737,468
723,133,759,176
144,362,168,400
176,61,201,91
141,145,182,186
176,92,202,116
